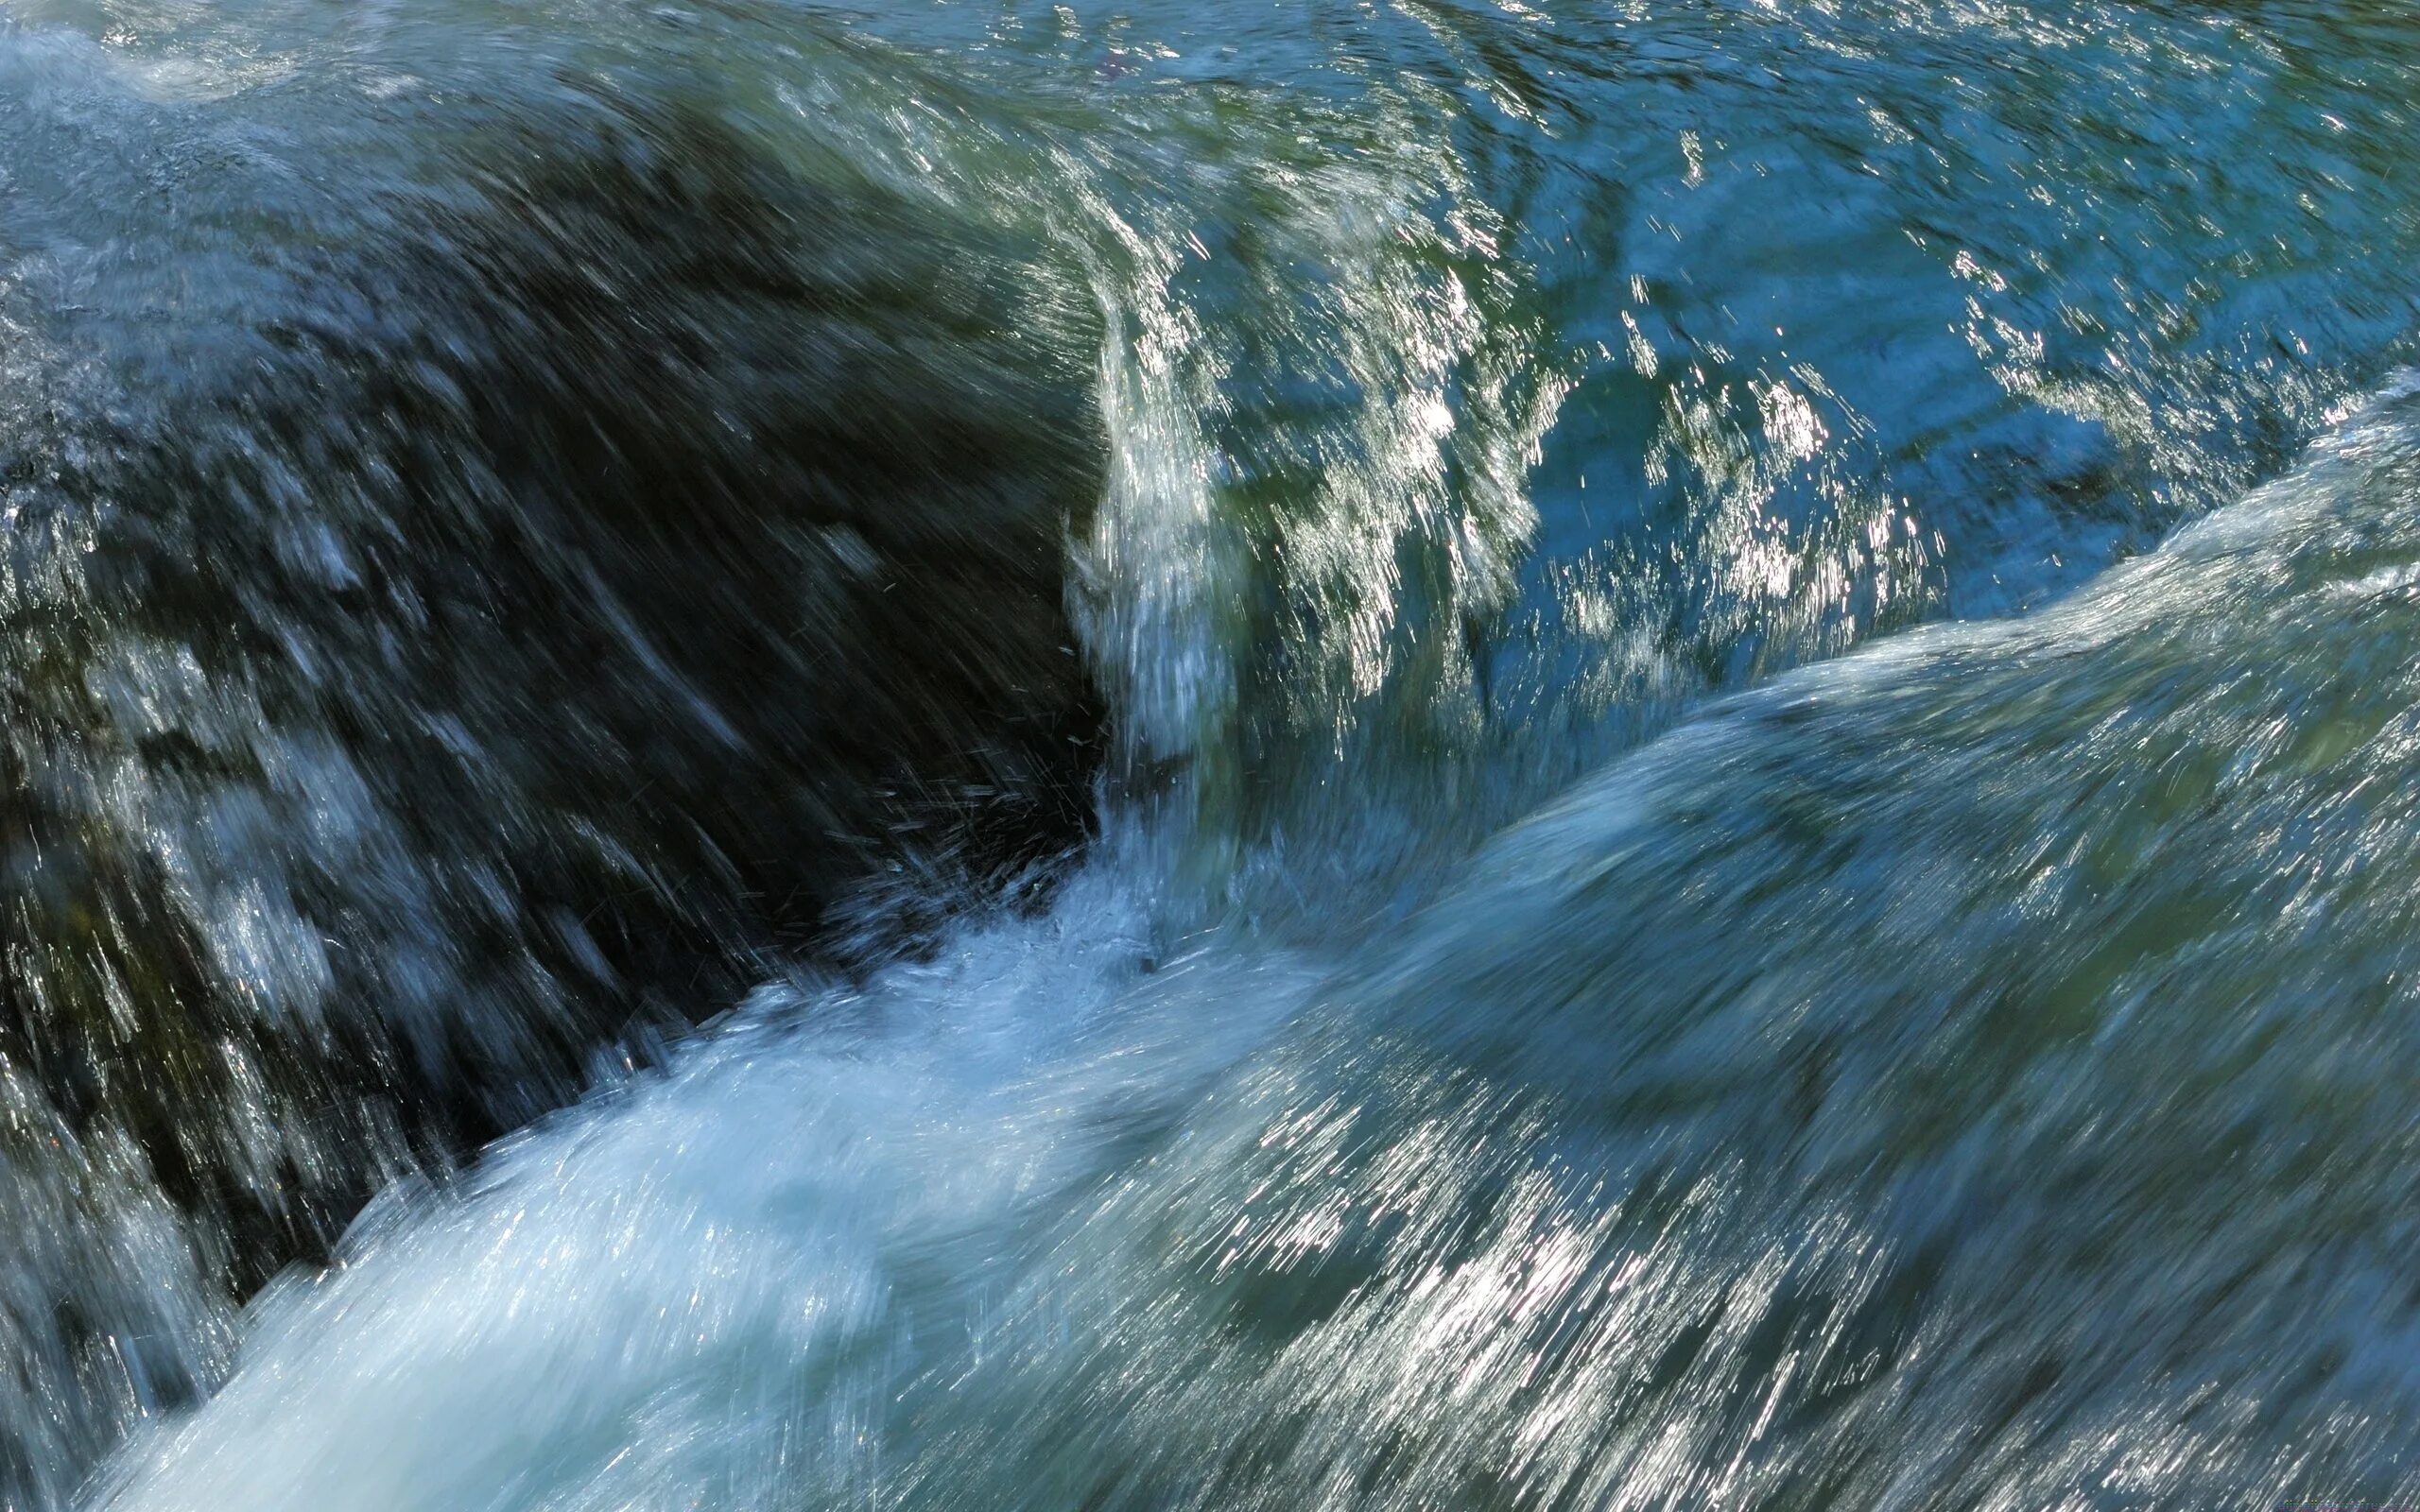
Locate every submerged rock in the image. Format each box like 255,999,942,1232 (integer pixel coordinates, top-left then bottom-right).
0,83,1101,1505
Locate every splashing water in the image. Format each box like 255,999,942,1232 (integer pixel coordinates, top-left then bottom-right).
90,383,2420,1509
1,0,2419,1507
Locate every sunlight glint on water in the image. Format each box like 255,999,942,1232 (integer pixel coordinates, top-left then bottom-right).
0,0,2417,1508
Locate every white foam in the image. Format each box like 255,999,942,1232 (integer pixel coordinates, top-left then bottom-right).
87,866,1319,1512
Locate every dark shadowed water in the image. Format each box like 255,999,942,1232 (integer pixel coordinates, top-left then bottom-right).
2,0,2419,1507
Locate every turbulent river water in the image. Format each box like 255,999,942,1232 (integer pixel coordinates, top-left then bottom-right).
6,0,2420,1506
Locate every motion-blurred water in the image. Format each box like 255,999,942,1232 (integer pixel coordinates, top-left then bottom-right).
4,0,2420,1506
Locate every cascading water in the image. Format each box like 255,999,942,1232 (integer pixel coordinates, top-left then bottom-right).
5,0,2420,1507
83,383,2420,1510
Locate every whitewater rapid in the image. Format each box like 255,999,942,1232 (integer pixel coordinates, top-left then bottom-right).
10,0,2420,1506
84,383,2420,1510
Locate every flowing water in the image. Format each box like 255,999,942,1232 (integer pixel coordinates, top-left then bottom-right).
5,0,2420,1506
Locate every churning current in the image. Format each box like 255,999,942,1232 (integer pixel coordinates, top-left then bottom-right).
4,0,2420,1507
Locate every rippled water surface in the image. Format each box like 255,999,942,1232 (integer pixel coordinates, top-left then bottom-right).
4,0,2420,1507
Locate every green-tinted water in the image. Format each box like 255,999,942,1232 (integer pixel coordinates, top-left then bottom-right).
1,0,2417,1506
